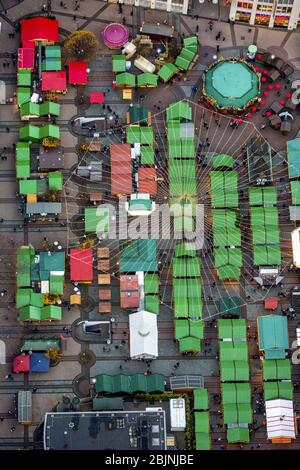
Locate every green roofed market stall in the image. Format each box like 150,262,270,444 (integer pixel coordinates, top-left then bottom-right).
85,207,109,233
263,359,291,380
158,63,178,83
212,154,234,168
194,388,209,410
116,72,136,88
249,187,277,207
112,55,126,73
95,373,165,394
264,381,293,400
18,70,31,86
287,138,300,178
227,427,250,443
257,315,288,359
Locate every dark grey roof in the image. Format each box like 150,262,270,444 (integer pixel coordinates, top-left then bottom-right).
43,410,166,450
140,23,174,37
26,202,62,215
39,146,64,169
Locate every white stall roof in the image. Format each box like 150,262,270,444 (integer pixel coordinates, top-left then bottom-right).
129,310,158,359
265,399,295,439
169,398,186,431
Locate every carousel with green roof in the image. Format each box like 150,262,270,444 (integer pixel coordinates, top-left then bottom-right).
202,58,260,114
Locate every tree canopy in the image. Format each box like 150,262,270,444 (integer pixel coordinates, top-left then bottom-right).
62,30,99,63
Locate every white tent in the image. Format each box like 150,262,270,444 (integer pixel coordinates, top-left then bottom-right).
129,310,158,360
0,340,5,364
265,399,295,440
291,227,300,267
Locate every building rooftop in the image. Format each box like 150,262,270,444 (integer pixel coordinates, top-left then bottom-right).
43,410,166,450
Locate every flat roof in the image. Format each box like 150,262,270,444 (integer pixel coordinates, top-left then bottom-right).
43,410,166,450
25,202,62,215
140,23,174,37
39,146,64,169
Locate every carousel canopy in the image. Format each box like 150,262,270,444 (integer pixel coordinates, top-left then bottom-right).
203,60,260,111
102,23,129,49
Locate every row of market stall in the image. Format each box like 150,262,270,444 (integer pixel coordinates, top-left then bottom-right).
214,314,296,444
193,388,211,450
218,319,252,444
165,101,204,354
110,34,199,98
249,187,281,267
257,315,295,443
16,246,65,321
210,157,242,281
173,243,204,353
108,106,157,216
287,138,300,267
16,17,66,219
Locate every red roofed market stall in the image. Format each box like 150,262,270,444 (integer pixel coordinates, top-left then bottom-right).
70,248,93,282
18,47,35,69
13,354,30,373
41,71,67,92
21,17,59,45
68,61,88,85
110,144,132,195
138,167,157,195
90,92,105,104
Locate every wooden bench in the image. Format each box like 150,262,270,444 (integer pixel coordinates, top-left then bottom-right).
98,274,111,285
97,259,110,272
97,247,110,259
99,302,111,313
98,289,111,301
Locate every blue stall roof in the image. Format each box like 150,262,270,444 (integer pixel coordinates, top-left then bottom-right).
29,352,50,373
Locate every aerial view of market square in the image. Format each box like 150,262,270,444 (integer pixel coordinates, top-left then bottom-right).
0,0,300,452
